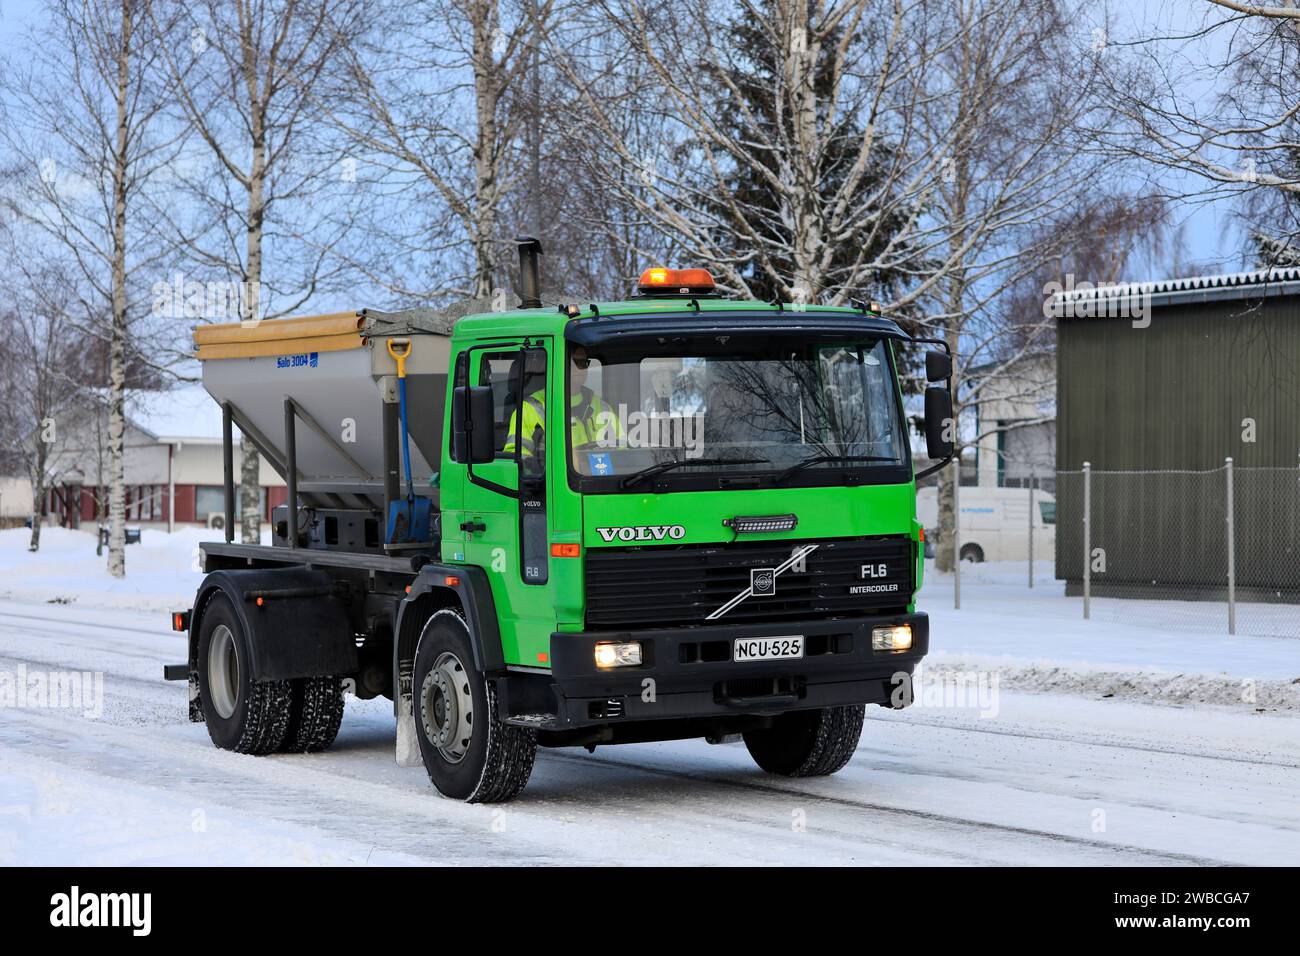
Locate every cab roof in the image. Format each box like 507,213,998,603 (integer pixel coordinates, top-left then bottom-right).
450,297,908,345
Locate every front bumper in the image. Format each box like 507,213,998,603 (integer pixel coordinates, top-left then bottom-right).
546,611,928,728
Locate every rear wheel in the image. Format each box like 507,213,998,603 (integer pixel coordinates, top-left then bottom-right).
197,593,291,754
742,705,865,777
960,543,984,563
413,609,536,802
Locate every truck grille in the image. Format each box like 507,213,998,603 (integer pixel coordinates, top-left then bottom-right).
584,536,913,630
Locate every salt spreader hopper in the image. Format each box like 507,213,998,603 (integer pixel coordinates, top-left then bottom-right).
193,308,452,553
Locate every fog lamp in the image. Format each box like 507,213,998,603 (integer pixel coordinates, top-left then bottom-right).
595,641,643,668
871,624,913,651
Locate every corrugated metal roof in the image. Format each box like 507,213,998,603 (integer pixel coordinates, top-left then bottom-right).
1050,267,1300,316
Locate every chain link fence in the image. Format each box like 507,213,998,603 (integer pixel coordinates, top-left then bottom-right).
1054,462,1300,638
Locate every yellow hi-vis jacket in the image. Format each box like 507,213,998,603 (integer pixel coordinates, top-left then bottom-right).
503,387,624,459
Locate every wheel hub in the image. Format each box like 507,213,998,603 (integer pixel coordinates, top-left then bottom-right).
419,651,474,763
206,624,239,720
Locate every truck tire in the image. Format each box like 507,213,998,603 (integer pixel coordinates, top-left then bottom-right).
413,609,536,802
279,676,346,753
742,705,865,777
196,592,292,755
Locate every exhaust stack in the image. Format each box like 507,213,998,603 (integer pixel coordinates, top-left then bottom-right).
515,236,543,309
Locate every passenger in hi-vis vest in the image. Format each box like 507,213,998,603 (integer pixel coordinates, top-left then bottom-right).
503,347,624,467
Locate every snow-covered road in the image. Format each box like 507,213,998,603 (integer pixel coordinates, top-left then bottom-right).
2,598,1299,866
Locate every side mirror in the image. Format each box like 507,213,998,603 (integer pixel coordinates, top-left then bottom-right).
523,346,547,376
925,349,951,383
452,385,496,464
924,386,954,460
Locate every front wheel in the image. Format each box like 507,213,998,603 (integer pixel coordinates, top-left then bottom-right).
742,705,865,777
413,609,536,802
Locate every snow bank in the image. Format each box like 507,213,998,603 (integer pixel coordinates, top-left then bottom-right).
920,559,1300,707
0,526,252,612
923,560,1300,686
923,656,1300,712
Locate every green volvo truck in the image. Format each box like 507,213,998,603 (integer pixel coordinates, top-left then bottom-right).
165,242,954,802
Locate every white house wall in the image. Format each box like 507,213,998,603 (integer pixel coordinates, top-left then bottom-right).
170,442,284,487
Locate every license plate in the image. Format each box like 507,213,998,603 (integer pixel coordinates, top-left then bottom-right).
733,635,804,662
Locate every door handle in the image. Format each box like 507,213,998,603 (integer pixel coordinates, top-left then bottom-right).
460,519,486,534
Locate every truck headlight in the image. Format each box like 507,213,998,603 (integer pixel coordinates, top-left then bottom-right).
595,641,643,668
871,624,913,651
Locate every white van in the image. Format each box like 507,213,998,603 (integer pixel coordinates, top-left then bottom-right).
916,486,1056,563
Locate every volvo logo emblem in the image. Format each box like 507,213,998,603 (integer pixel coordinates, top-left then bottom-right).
708,544,819,620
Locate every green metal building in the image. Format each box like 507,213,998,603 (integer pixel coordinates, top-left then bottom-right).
1053,268,1300,599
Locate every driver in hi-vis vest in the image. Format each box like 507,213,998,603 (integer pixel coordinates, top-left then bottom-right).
503,346,624,464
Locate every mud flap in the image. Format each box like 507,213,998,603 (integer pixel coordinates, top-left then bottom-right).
188,673,204,723
396,692,421,767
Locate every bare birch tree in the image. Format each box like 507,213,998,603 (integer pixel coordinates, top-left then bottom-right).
538,4,678,295
913,0,1124,572
0,249,85,551
1,0,180,575
543,0,955,303
152,0,368,543
325,0,555,306
1093,2,1300,263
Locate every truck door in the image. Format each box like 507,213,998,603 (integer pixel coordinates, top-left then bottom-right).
448,340,558,667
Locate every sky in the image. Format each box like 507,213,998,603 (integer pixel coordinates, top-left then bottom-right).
0,0,1257,284
1105,0,1252,275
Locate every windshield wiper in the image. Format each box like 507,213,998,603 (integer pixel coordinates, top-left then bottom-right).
619,457,770,489
775,453,896,484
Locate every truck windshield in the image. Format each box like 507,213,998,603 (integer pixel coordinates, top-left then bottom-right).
565,338,906,490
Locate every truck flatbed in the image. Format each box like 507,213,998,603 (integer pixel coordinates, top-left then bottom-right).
200,541,417,575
